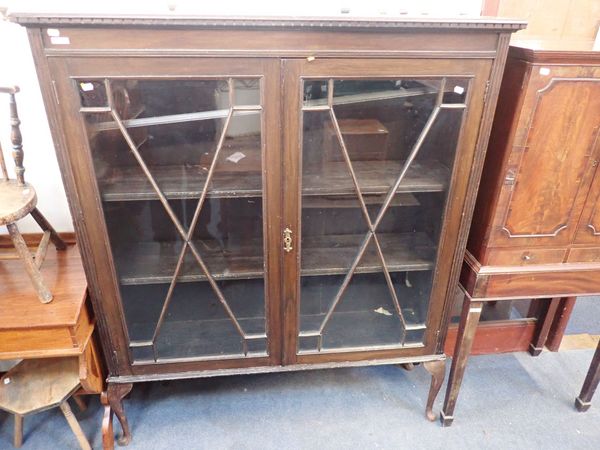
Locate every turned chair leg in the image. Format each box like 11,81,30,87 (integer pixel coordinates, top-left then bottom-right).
30,208,67,250
107,383,134,446
60,401,92,450
14,414,23,448
441,295,483,427
6,222,53,303
575,339,600,412
423,359,445,421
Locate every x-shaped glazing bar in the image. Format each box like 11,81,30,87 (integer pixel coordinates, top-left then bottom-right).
315,78,447,349
104,79,252,357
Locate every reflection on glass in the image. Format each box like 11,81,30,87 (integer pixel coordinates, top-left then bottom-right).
79,78,267,362
299,78,468,353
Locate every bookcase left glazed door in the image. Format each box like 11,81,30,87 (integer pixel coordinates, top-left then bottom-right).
51,58,282,373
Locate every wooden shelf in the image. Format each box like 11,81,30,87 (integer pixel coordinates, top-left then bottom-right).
301,232,435,276
129,317,267,361
298,310,426,351
115,232,435,285
302,192,420,208
304,85,438,107
89,108,260,132
303,160,449,196
99,159,448,202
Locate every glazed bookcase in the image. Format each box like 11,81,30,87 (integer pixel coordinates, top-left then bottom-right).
12,12,524,444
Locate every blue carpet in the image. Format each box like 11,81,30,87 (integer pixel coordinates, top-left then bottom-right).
566,296,600,335
0,349,598,449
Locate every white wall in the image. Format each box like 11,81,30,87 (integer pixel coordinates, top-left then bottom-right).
0,0,483,235
0,18,71,233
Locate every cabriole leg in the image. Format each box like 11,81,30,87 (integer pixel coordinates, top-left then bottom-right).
423,359,445,421
101,391,115,450
107,383,133,446
441,296,483,427
575,340,600,412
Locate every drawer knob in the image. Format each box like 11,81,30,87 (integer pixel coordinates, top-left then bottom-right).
522,254,533,261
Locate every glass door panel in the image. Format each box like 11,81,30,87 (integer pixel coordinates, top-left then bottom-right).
78,77,267,362
298,77,469,354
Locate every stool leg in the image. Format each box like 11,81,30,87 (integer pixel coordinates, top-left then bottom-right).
60,401,91,450
6,222,53,303
73,395,88,412
14,414,23,448
30,208,67,250
441,296,483,426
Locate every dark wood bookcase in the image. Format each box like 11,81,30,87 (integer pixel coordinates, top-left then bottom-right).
12,12,524,445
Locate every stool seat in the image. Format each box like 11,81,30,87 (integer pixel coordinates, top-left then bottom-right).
0,357,91,449
0,180,37,226
0,358,79,415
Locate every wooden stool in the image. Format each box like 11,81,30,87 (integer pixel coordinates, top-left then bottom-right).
0,357,91,449
0,86,66,303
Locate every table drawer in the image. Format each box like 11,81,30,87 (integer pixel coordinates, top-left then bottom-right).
486,248,566,266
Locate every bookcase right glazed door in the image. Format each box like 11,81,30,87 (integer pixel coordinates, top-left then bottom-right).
282,58,492,364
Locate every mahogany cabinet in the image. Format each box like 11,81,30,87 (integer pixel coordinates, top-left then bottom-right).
443,45,600,426
12,12,523,444
468,46,600,272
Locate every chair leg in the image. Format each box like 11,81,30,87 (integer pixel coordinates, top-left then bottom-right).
14,414,23,448
60,401,92,450
6,222,53,303
30,208,67,250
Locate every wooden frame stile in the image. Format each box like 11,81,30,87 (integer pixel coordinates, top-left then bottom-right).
437,33,512,351
281,58,301,366
26,28,130,377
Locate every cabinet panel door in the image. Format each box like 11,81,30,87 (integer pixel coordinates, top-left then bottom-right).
51,58,282,372
574,165,600,247
493,73,600,248
282,58,491,363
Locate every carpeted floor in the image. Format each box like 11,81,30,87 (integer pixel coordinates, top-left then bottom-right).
566,296,600,335
2,296,599,449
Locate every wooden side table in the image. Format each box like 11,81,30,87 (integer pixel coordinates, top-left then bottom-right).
0,243,105,444
441,253,600,426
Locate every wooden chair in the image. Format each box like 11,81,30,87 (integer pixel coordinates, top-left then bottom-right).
0,86,66,303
